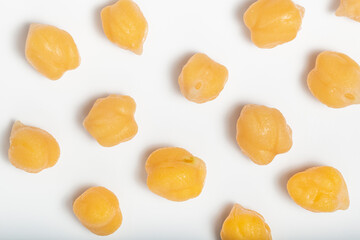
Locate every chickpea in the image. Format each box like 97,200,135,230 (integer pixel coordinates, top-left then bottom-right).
101,0,148,55
146,147,206,201
73,187,122,236
307,51,360,108
336,0,360,22
287,166,350,212
83,95,138,147
178,53,228,103
25,24,80,80
8,121,60,173
221,204,272,240
236,105,292,165
244,0,304,48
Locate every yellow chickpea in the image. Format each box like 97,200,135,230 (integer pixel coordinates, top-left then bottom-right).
101,0,148,55
73,187,122,236
178,53,228,103
83,95,138,147
244,0,304,48
336,0,360,22
8,121,60,173
287,166,350,212
307,51,360,108
221,204,272,240
25,24,80,80
236,105,292,165
146,147,206,201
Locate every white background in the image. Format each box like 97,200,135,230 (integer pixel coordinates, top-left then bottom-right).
0,0,359,239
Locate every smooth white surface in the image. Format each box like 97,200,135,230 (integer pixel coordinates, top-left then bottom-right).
0,0,359,239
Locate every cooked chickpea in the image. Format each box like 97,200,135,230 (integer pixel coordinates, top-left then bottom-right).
244,0,304,48
220,204,272,240
336,0,360,22
8,121,60,173
83,95,138,147
73,187,122,236
146,147,206,201
307,51,360,108
25,24,80,80
101,0,148,55
178,53,228,103
287,166,350,212
236,105,292,165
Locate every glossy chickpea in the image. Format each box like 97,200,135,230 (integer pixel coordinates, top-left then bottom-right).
101,0,148,55
146,147,206,201
178,53,228,103
83,95,138,147
25,24,80,80
287,166,350,212
336,0,360,22
8,121,60,173
307,51,360,108
244,0,304,48
236,105,292,165
73,187,122,236
221,204,272,240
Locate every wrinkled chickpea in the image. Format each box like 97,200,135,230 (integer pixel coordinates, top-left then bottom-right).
336,0,360,22
25,24,80,80
236,105,292,165
146,147,206,201
287,166,350,212
8,121,60,173
221,204,272,240
244,0,304,48
178,53,228,103
101,0,148,55
73,187,122,236
307,51,360,108
83,95,138,147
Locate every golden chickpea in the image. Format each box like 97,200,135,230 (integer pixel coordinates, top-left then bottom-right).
178,53,228,103
8,121,60,173
101,0,148,55
25,24,80,80
336,0,360,22
287,166,350,212
73,187,122,236
307,51,360,108
221,204,272,240
83,95,138,147
244,0,304,48
236,105,292,165
146,147,206,201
